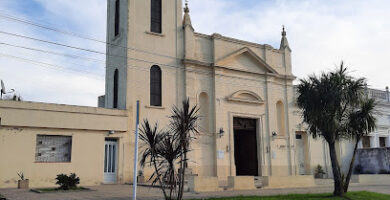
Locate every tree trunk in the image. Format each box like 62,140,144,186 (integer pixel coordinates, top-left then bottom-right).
153,157,168,199
178,145,187,200
343,137,360,193
328,141,344,196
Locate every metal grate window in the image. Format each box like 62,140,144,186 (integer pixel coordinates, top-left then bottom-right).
35,135,72,163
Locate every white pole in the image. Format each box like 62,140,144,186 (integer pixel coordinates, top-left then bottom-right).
132,100,140,200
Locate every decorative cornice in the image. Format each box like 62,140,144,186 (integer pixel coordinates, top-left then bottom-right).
183,59,212,67
212,33,283,53
215,47,279,74
192,32,283,53
214,65,296,80
227,90,264,105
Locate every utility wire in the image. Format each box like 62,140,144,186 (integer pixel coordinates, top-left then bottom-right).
0,12,180,61
0,31,106,55
0,47,291,89
0,30,181,70
0,42,105,63
0,50,291,90
0,33,292,88
0,53,103,79
0,42,167,73
0,13,295,89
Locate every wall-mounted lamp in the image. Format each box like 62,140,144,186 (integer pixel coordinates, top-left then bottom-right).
218,128,224,138
108,130,115,135
272,131,277,137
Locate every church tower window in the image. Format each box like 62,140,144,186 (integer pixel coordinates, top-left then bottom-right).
113,69,119,108
150,65,162,106
150,0,162,33
114,0,120,36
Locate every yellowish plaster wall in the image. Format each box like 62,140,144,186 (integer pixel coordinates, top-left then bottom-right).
0,101,132,189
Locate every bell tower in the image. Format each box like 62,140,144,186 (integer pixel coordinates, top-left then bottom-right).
104,0,129,109
102,0,184,110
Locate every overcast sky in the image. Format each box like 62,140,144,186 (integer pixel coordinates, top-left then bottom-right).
0,0,389,106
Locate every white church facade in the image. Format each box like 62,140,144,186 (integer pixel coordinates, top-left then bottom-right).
99,0,319,181
3,0,388,189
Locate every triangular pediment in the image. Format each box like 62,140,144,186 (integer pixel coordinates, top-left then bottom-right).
227,90,264,104
216,47,278,74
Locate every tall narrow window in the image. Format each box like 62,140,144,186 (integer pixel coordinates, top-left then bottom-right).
276,101,286,136
362,136,371,148
114,0,120,36
150,65,162,106
151,0,162,33
199,92,210,133
113,69,119,108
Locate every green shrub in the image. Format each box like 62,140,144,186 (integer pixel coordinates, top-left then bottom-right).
315,165,326,175
55,173,80,190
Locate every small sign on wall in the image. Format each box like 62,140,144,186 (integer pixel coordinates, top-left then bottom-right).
217,150,224,159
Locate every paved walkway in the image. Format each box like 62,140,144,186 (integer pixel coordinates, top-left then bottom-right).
1,184,390,200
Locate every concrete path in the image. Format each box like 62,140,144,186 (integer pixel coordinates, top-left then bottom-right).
1,184,389,200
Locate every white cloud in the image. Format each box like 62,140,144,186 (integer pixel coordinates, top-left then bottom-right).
189,0,390,89
0,0,106,106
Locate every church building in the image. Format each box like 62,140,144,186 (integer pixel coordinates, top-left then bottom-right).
0,0,337,189
100,0,311,182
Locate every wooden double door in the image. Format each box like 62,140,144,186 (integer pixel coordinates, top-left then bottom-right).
233,118,259,176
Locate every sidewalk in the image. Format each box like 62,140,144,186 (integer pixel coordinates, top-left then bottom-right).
1,184,390,200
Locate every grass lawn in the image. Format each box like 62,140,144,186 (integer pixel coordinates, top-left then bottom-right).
196,191,390,200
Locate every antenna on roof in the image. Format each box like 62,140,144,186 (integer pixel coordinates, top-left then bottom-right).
0,80,15,100
1,80,5,99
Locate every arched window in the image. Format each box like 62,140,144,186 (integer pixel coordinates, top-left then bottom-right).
113,69,119,108
151,0,162,33
276,101,286,136
150,65,162,106
199,92,210,133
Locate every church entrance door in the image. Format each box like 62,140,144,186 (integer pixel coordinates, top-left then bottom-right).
233,117,259,176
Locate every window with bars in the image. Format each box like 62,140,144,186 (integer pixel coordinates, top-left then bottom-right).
362,136,371,148
150,65,162,106
35,135,72,163
150,0,162,33
114,0,120,36
380,137,386,147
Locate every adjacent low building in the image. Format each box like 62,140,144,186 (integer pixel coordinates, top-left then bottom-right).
0,101,131,188
359,88,390,149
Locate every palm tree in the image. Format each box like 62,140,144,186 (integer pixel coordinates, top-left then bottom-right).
139,120,168,199
297,63,365,196
139,98,199,200
155,134,182,200
344,98,376,192
169,98,199,200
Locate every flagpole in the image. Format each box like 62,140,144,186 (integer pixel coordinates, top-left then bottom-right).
132,100,140,200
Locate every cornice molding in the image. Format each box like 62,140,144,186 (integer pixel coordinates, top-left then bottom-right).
227,90,264,105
